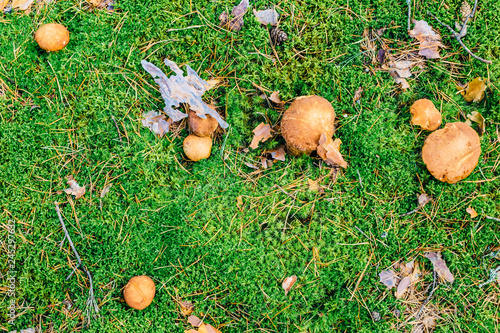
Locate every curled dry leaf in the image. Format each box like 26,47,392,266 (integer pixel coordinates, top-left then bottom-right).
142,111,173,137
269,91,282,104
253,8,279,26
268,147,286,161
377,49,386,64
395,276,412,298
387,61,413,89
282,275,297,295
463,77,487,103
250,123,272,149
425,252,454,283
379,269,398,288
409,20,443,59
317,134,348,168
353,87,363,104
466,206,478,218
219,0,249,32
188,315,202,327
418,193,431,208
465,111,485,136
180,301,194,316
261,157,269,169
59,176,85,199
141,59,228,128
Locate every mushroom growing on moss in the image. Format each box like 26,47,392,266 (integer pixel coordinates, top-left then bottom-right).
188,109,219,137
123,275,156,310
183,135,212,161
410,99,442,131
35,23,70,52
422,122,481,183
281,95,336,156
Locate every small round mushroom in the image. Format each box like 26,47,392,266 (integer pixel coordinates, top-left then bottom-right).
410,99,442,131
35,23,70,52
123,275,156,310
422,122,481,183
183,135,212,161
188,110,219,137
281,95,336,156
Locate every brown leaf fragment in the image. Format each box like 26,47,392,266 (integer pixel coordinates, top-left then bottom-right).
463,77,487,103
409,20,443,59
418,193,431,207
180,301,194,317
425,252,454,283
60,176,85,199
253,8,279,26
317,134,348,168
269,91,282,104
466,206,478,218
423,316,436,329
188,315,202,327
268,147,286,161
395,276,412,298
353,87,363,104
282,275,297,295
307,179,320,192
142,111,173,137
12,0,34,10
261,157,268,169
377,49,386,64
389,70,410,89
393,61,414,78
236,196,244,209
250,123,272,149
465,111,485,136
379,269,398,289
219,0,249,32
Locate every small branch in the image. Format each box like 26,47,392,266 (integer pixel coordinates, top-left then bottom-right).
485,215,500,222
459,0,478,36
416,269,438,319
427,11,492,64
110,114,123,145
55,202,100,325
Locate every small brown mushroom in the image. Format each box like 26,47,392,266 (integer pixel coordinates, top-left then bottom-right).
410,99,442,131
123,275,156,310
183,135,212,161
422,122,481,183
281,95,335,156
188,110,219,137
35,23,70,52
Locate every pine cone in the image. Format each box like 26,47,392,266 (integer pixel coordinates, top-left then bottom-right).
460,1,472,22
270,27,287,45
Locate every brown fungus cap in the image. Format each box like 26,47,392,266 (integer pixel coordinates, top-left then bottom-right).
35,23,70,52
281,95,335,155
410,99,442,131
422,122,481,183
183,135,212,161
188,110,219,137
123,275,156,310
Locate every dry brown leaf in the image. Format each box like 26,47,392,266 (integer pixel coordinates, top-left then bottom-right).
425,252,454,283
463,77,487,102
188,315,202,327
466,206,478,218
282,275,297,295
317,134,348,168
260,157,268,169
465,111,485,136
418,193,431,208
59,176,85,199
12,0,34,10
180,301,194,317
307,179,320,192
253,8,279,26
395,275,412,298
268,147,286,161
142,111,173,137
409,20,443,59
250,123,272,149
219,0,249,32
269,91,282,104
353,87,363,104
379,269,398,289
422,316,436,329
387,61,413,89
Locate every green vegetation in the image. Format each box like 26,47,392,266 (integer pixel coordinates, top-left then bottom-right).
1,0,499,332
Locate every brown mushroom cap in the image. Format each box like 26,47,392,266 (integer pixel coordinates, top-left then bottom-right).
35,23,70,52
410,99,442,131
281,95,335,155
422,122,481,183
188,110,219,137
123,275,156,310
183,135,212,161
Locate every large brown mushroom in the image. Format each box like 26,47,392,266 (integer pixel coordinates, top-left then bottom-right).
183,135,212,161
123,275,156,310
410,99,441,131
188,110,219,137
35,23,70,52
281,95,335,156
422,122,481,183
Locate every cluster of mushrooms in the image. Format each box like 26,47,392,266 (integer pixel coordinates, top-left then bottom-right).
410,99,481,183
183,109,219,161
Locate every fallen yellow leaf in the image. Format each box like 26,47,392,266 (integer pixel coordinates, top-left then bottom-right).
463,77,487,103
466,207,478,218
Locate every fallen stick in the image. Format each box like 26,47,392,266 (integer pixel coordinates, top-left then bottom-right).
427,11,492,64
